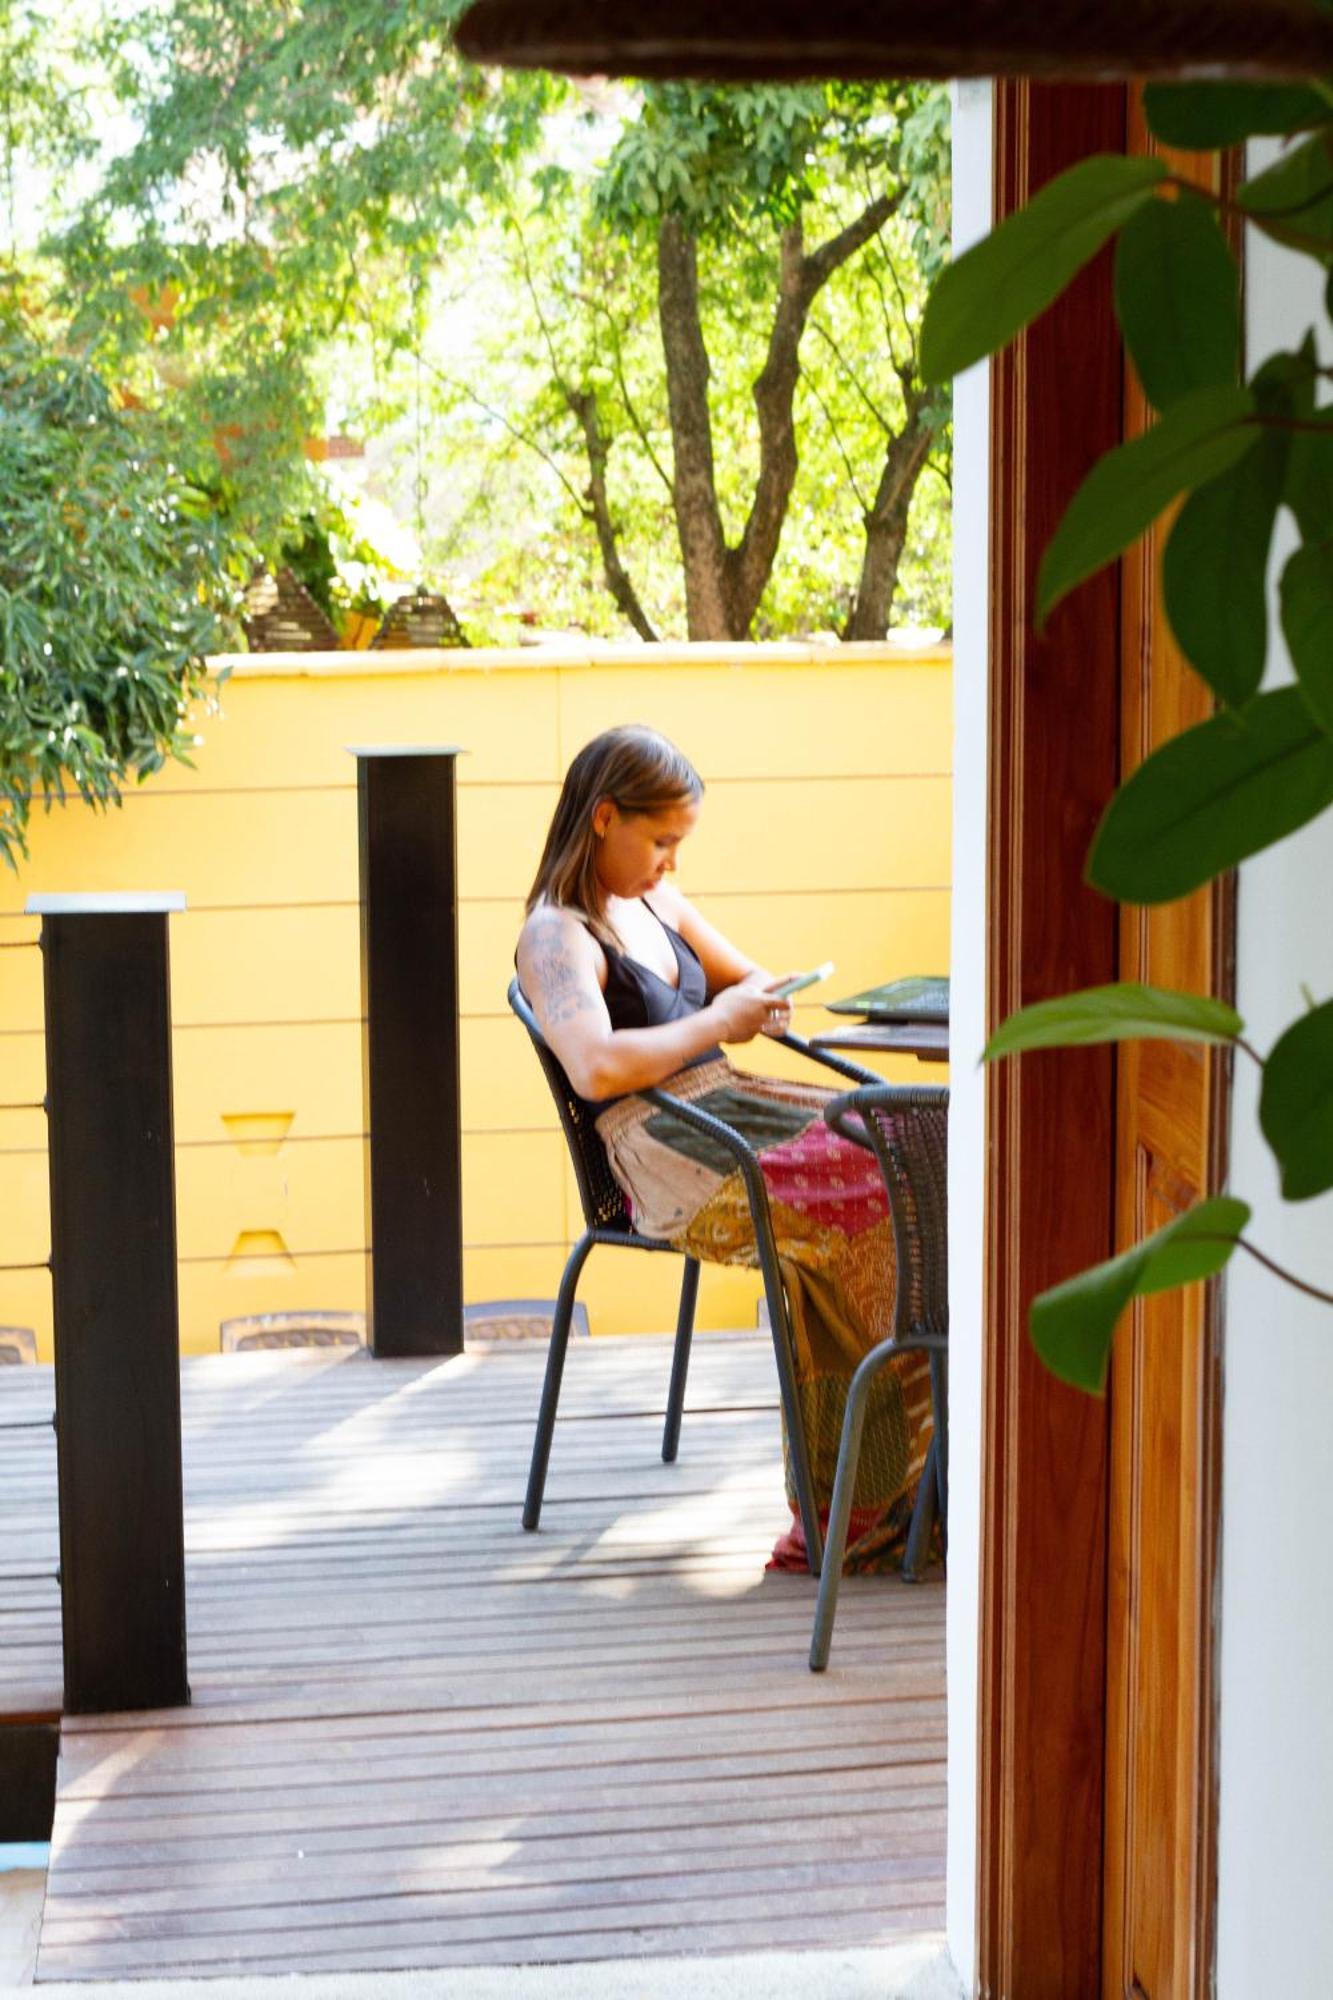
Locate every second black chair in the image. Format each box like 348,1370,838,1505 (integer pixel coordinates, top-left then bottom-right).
809,1082,950,1670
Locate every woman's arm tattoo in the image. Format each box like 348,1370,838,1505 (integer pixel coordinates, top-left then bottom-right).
529,913,596,1028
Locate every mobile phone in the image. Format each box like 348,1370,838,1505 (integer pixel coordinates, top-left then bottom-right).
770,961,835,1000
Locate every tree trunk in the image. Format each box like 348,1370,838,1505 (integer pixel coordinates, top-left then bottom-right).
657,216,732,638
657,194,902,641
724,224,808,635
843,408,934,642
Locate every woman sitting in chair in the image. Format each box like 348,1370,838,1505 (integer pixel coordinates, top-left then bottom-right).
516,723,932,1570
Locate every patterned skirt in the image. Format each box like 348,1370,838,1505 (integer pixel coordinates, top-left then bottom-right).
595,1057,934,1570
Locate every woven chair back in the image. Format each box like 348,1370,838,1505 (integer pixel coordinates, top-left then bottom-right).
506,979,639,1236
848,1087,949,1347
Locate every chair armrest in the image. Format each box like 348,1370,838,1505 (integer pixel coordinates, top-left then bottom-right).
642,1084,808,1370
823,1081,950,1149
641,1085,785,1252
776,1030,882,1088
844,1329,949,1401
640,1086,760,1171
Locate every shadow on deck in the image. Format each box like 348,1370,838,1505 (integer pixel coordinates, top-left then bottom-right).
2,1333,945,1980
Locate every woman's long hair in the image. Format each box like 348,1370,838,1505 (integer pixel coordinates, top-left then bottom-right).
527,725,703,946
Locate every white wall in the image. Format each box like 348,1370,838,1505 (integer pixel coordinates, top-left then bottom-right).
944,76,993,1997
1215,149,1333,2000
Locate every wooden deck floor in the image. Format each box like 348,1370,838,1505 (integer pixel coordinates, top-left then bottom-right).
3,1334,945,1981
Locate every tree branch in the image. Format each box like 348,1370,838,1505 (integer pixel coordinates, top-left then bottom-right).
729,191,903,630
858,244,909,379
420,358,591,518
566,386,659,642
802,366,869,515
498,209,662,635
808,313,895,434
801,187,905,299
572,286,675,499
507,206,573,394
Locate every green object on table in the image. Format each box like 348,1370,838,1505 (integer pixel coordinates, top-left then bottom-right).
826,975,950,1023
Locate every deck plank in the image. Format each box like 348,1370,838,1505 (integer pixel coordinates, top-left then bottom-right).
8,1334,945,1979
0,1369,60,1716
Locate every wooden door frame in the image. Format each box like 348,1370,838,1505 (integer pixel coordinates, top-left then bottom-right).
975,77,1226,1997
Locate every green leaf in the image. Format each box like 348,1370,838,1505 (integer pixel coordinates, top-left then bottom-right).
1162,434,1286,706
1238,134,1333,257
1142,82,1332,149
1285,412,1333,542
1280,540,1333,737
1134,1197,1251,1298
1114,192,1240,411
1088,686,1333,904
919,154,1167,384
1036,387,1255,626
1260,999,1333,1199
983,981,1243,1062
1031,1195,1249,1394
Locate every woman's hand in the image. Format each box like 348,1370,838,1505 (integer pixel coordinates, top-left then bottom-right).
711,977,793,1044
761,974,798,1039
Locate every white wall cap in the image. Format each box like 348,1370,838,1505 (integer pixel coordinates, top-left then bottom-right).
346,745,467,758
24,891,187,916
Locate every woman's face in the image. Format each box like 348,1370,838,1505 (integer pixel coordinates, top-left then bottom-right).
592,797,700,900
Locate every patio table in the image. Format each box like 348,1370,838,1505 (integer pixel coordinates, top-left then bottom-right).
812,975,950,1062
810,1019,949,1062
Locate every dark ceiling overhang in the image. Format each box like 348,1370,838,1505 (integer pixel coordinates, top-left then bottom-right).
453,0,1333,81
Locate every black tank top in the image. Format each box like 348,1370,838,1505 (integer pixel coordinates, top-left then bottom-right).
602,902,708,1027
587,902,720,1114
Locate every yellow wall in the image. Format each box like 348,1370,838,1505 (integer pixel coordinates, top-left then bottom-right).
0,641,951,1358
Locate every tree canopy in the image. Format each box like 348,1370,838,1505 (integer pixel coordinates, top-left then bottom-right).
0,327,232,864
37,6,950,639
408,79,951,639
0,0,952,845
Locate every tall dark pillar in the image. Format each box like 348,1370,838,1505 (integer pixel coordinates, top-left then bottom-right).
354,750,465,1357
29,892,189,1714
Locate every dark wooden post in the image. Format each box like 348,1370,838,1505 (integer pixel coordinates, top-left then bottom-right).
28,892,189,1714
353,750,465,1358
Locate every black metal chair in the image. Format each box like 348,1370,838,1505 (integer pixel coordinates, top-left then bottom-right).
507,978,878,1575
809,1082,949,1670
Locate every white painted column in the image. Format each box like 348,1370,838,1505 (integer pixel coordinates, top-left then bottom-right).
945,75,993,1996
1215,144,1333,1999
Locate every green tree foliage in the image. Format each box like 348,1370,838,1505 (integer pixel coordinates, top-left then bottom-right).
46,3,950,638
0,1,545,849
0,5,953,855
593,81,950,639
53,0,553,554
422,81,951,639
0,1,95,253
0,330,233,864
923,84,1333,1391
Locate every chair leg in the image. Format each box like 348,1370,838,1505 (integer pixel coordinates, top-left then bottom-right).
523,1231,594,1532
902,1435,939,1583
930,1350,948,1566
662,1256,699,1464
756,1246,824,1577
809,1335,899,1671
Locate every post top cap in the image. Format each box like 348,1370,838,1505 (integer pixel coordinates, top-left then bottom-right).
347,744,467,758
25,891,187,916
